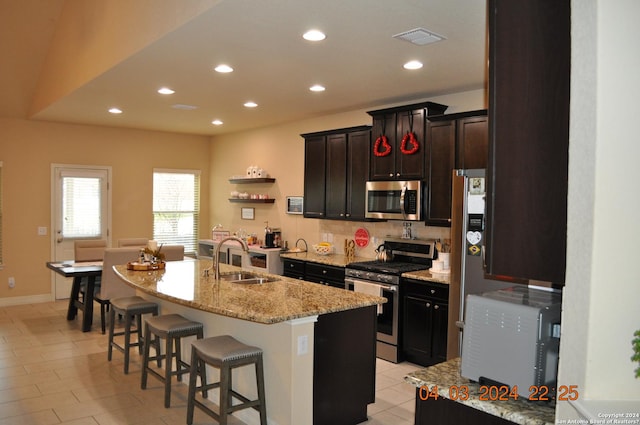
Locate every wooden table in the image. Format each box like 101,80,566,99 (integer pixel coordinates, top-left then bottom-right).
47,262,102,332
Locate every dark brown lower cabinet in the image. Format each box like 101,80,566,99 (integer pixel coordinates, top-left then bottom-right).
314,306,376,425
402,279,448,367
415,391,516,425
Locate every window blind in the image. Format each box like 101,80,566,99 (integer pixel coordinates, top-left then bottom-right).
153,169,200,255
62,176,102,238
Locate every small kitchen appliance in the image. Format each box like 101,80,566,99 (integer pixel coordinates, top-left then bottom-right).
365,180,422,220
461,286,562,395
345,238,436,362
262,221,282,248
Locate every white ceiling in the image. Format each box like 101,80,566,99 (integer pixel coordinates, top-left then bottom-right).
0,0,487,136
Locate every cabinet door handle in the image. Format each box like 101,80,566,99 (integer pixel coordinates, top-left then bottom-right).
430,289,436,294
434,304,440,310
322,270,327,274
426,302,431,308
396,172,400,177
389,173,394,177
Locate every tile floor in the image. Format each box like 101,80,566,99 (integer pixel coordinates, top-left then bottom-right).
0,301,419,425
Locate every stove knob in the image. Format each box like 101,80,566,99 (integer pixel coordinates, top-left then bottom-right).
366,272,373,280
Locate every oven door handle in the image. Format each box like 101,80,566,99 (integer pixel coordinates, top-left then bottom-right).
345,278,397,292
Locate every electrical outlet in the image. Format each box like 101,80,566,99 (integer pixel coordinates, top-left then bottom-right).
297,335,308,355
37,226,47,236
8,277,15,288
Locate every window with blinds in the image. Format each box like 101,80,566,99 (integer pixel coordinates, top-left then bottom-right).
153,169,200,255
62,175,102,238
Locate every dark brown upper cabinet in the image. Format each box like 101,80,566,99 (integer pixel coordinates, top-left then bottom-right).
302,126,372,220
485,0,570,284
368,102,447,181
425,111,488,227
302,134,327,218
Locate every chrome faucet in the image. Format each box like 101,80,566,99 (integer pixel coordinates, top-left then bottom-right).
206,236,249,280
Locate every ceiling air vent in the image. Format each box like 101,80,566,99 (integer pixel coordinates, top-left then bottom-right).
393,28,446,46
171,104,198,110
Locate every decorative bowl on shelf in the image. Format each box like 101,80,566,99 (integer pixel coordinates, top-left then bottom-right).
312,243,333,256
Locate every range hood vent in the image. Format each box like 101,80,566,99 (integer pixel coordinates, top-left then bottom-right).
393,28,446,46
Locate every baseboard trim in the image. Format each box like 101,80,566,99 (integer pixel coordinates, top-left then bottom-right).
0,293,56,306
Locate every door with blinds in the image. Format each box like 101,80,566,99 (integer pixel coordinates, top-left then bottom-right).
52,165,111,299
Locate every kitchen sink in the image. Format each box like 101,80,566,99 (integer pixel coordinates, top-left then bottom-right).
218,271,278,284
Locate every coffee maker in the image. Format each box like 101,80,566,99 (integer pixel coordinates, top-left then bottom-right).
263,222,282,248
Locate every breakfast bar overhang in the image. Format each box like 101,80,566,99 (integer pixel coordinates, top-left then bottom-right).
114,259,385,425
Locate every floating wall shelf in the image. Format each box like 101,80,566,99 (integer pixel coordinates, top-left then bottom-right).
228,198,275,204
229,178,276,184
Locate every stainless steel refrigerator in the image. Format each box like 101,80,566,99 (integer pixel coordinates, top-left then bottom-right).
449,169,514,357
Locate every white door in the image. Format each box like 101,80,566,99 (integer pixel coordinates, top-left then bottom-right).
51,165,111,299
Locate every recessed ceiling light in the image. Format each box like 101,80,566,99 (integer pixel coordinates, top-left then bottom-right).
244,101,258,108
310,84,326,92
108,107,123,114
303,30,326,41
211,119,223,126
157,87,175,95
403,60,424,70
214,64,234,73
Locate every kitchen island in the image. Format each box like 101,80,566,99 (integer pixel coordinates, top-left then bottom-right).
114,259,385,425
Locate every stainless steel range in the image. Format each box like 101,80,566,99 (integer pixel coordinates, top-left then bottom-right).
345,238,436,363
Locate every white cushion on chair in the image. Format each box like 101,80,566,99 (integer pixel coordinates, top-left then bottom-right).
97,247,140,301
74,240,107,262
117,238,148,248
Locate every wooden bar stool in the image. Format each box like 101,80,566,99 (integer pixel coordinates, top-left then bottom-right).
108,296,159,374
141,314,204,408
187,335,267,425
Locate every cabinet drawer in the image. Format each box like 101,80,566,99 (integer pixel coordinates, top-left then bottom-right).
305,263,345,282
283,259,305,275
402,278,449,302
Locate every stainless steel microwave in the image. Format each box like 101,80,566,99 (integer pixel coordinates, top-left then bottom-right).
365,180,422,220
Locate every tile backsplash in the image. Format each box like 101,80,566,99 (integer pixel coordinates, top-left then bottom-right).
318,220,451,259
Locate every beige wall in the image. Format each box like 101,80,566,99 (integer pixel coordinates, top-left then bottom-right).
209,89,486,258
0,117,210,302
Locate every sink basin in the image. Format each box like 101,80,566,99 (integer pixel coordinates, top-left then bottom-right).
218,271,278,284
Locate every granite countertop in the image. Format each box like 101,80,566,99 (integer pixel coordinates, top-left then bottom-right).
405,358,555,425
113,259,385,324
280,251,374,267
281,251,451,284
402,269,451,285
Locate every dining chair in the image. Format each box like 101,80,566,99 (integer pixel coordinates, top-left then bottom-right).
74,239,107,301
117,238,148,248
74,239,107,262
94,247,140,334
160,245,185,261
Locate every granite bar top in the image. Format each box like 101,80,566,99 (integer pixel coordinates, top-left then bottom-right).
405,358,555,425
114,259,385,324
